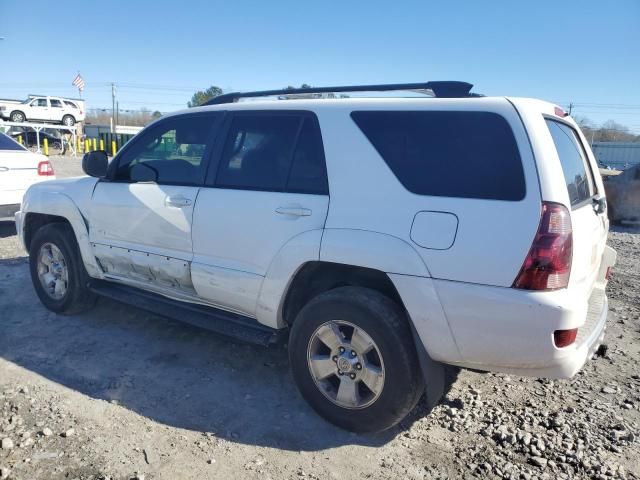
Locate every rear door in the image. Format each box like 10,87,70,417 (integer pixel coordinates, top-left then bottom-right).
0,133,42,207
48,98,65,122
191,111,330,316
89,112,221,294
544,119,607,292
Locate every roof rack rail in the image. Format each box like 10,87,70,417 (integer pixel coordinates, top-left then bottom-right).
204,81,475,105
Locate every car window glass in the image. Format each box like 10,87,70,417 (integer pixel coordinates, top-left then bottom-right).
286,118,328,194
64,101,77,108
50,99,63,108
31,99,47,107
351,111,525,200
115,114,218,185
0,133,27,151
216,114,302,191
545,119,596,206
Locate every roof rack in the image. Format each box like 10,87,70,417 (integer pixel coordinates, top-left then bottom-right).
204,81,475,105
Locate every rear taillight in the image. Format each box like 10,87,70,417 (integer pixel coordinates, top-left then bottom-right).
605,267,613,280
554,328,577,348
37,161,55,176
513,202,572,291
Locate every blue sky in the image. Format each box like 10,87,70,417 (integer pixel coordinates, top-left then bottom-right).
1,0,638,132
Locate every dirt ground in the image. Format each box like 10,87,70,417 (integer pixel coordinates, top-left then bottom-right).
0,157,638,480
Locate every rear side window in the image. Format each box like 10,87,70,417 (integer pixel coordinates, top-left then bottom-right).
545,119,596,206
0,133,26,151
351,111,525,201
64,101,78,108
215,113,328,194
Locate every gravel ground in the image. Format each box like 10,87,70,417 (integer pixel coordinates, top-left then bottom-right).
0,158,638,479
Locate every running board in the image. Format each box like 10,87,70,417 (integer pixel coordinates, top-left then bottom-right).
88,280,285,346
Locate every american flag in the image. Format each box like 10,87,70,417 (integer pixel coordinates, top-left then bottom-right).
72,73,85,92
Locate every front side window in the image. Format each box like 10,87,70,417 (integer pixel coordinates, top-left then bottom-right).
31,98,47,107
50,99,63,108
545,119,596,207
351,111,526,201
216,114,301,191
114,114,218,185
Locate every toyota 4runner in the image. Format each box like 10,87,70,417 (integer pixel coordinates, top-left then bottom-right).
15,81,617,432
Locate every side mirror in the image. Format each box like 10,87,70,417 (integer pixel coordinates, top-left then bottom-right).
82,151,108,178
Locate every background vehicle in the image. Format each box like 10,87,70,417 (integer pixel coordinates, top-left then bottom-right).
603,164,640,224
0,95,85,126
0,132,55,221
14,82,616,432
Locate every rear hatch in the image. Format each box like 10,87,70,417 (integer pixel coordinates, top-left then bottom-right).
0,134,49,206
543,116,608,297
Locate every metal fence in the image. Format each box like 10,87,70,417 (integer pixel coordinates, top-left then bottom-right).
592,142,640,170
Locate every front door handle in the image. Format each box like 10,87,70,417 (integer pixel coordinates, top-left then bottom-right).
165,195,193,208
275,206,312,217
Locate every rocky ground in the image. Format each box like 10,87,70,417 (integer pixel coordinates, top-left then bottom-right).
0,157,638,479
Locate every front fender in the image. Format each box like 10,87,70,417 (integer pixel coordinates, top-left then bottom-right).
21,190,103,278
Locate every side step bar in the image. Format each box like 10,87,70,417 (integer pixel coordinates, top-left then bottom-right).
88,280,285,347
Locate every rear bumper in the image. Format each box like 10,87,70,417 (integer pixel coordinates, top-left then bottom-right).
397,246,617,379
0,203,20,222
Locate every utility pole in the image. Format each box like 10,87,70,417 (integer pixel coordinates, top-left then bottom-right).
568,102,573,115
111,83,117,134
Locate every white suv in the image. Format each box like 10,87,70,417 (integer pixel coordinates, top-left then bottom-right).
14,82,616,432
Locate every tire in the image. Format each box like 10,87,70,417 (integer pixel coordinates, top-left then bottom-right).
29,223,96,315
10,111,25,123
62,115,75,127
289,286,424,432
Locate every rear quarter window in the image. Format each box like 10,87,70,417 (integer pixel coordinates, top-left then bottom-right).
351,111,526,201
545,119,596,207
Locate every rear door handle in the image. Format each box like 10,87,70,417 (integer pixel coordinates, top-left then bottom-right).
165,195,193,208
275,206,312,217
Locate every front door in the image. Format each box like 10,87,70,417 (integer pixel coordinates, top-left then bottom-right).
191,112,330,316
89,112,221,295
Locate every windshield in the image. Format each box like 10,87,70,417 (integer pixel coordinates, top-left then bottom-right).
0,132,27,151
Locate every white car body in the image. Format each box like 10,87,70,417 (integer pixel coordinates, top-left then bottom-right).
0,133,55,221
15,94,615,380
0,96,85,125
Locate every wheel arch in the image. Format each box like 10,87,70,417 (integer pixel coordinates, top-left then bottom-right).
21,193,103,278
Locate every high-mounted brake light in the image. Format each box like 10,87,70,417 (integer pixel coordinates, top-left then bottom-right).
513,202,572,291
37,161,55,176
554,106,568,117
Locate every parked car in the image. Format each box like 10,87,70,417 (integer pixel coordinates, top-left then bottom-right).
0,132,55,221
10,130,63,150
603,164,640,224
0,95,85,126
14,82,616,432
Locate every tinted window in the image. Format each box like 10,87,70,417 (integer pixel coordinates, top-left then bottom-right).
545,119,596,206
115,114,218,185
64,101,78,108
216,114,301,191
351,111,525,200
50,99,63,108
31,98,47,107
0,133,26,151
286,118,328,194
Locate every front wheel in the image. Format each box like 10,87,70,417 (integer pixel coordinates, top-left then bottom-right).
29,223,96,314
289,286,424,432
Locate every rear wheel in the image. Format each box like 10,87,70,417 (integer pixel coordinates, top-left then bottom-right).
29,223,96,314
10,111,25,123
62,115,75,127
289,286,424,432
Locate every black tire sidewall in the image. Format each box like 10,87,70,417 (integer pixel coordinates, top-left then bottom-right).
289,287,424,433
29,223,92,314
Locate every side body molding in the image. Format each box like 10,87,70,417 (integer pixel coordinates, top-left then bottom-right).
21,189,104,279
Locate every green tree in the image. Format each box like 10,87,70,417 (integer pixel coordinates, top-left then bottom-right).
188,86,223,107
152,110,162,119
